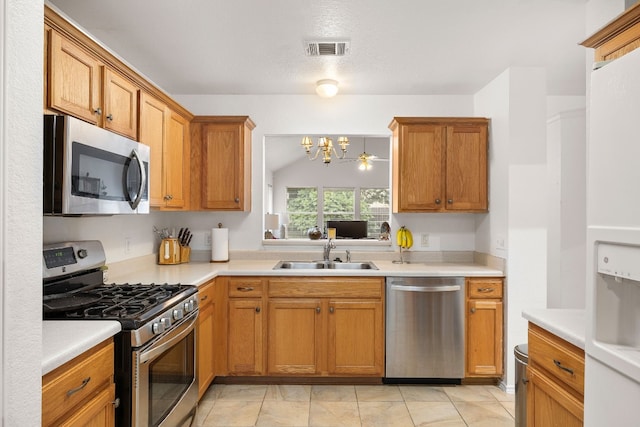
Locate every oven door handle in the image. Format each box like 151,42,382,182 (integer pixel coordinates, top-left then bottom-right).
139,312,197,364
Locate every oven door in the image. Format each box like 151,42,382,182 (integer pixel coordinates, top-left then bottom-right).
133,311,198,427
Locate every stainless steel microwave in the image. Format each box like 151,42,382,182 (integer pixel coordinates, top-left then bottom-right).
43,115,150,215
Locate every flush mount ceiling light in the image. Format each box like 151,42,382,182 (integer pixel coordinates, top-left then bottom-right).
301,135,349,164
316,79,339,98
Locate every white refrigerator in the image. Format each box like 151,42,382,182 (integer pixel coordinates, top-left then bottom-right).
585,47,640,426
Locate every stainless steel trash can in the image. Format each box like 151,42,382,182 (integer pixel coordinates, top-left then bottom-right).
514,344,529,427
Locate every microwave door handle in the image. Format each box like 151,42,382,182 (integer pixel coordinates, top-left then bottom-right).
128,149,146,210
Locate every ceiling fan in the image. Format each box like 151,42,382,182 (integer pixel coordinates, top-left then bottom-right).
342,138,388,170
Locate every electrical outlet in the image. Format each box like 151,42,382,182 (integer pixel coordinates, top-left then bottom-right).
421,233,430,247
205,233,212,247
124,236,132,254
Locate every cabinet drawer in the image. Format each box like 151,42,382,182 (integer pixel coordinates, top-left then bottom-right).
528,324,585,396
228,277,263,297
269,277,383,298
467,278,503,299
199,279,216,308
42,339,114,426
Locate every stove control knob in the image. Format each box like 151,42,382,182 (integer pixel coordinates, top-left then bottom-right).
77,249,88,259
184,300,194,313
172,309,184,321
152,321,165,334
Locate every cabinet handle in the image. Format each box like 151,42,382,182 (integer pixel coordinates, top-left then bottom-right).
553,359,574,375
329,306,334,313
93,107,102,115
316,307,321,313
66,377,91,397
164,194,173,201
106,114,113,121
447,199,453,204
235,197,240,203
113,398,121,408
477,287,493,293
237,286,254,292
255,307,261,313
470,307,476,314
200,295,208,301
435,199,441,204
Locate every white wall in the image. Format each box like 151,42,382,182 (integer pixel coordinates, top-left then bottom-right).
1,0,43,424
474,67,550,389
547,109,587,308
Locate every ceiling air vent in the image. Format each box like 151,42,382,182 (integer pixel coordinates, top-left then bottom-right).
305,40,350,56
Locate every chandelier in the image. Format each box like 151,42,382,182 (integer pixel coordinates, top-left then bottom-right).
301,136,349,164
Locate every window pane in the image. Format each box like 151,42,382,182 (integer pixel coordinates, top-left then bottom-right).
361,188,390,238
323,188,355,224
286,187,318,238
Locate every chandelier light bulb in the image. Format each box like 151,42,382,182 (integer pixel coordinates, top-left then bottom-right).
316,79,339,98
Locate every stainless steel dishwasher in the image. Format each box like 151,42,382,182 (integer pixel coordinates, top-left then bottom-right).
385,276,465,381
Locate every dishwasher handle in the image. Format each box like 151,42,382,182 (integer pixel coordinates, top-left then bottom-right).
389,284,461,292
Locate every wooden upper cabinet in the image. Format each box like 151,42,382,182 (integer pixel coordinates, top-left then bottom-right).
581,2,640,62
389,117,489,213
103,68,138,139
48,29,102,125
190,116,255,211
139,92,190,210
47,29,139,139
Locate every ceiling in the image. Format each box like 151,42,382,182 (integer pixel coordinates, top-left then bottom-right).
47,0,589,97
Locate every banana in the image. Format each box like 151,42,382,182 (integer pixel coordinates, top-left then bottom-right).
396,226,414,249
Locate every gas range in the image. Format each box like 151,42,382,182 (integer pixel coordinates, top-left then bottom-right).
42,241,199,427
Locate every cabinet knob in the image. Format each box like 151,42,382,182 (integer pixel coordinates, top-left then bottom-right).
106,114,113,121
447,199,453,204
255,307,261,313
329,306,335,314
93,107,102,115
435,199,441,204
470,307,476,314
316,307,321,313
235,197,240,203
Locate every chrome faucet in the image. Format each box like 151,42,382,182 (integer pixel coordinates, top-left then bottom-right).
323,238,336,261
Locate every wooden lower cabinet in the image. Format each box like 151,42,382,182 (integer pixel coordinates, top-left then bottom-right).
527,323,585,426
266,277,384,377
197,280,216,399
42,338,116,427
465,277,504,377
328,300,383,375
268,299,323,375
227,298,264,375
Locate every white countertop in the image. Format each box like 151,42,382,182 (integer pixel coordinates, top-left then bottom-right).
107,256,504,287
42,321,121,376
522,308,586,349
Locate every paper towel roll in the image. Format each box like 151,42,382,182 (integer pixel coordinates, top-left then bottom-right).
211,227,229,262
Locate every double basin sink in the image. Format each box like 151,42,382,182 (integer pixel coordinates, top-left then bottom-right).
273,261,378,270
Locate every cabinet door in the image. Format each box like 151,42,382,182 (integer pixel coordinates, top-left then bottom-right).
201,123,248,210
466,299,503,376
445,124,488,211
103,68,138,139
267,299,323,375
527,367,583,427
48,30,102,124
197,282,216,399
395,124,444,212
327,300,384,375
139,92,167,207
58,383,115,427
165,111,189,209
228,299,263,374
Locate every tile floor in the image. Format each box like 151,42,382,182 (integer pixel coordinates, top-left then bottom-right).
195,383,515,427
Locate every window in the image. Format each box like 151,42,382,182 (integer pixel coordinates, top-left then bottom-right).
286,186,389,239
